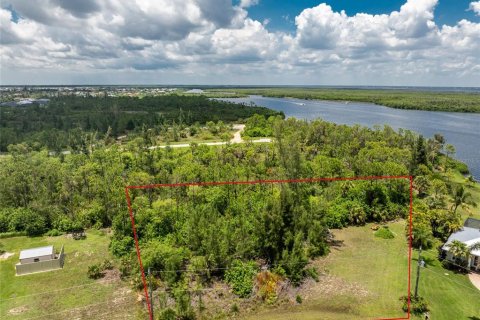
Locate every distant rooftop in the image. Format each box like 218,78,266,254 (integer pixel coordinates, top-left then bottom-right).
185,89,204,94
464,218,480,230
19,245,54,260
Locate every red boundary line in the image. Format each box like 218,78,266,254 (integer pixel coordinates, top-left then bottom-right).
125,175,413,320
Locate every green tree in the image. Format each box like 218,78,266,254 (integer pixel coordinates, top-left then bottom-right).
451,185,476,214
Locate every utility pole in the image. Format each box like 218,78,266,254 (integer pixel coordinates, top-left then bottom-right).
414,245,424,299
148,267,154,319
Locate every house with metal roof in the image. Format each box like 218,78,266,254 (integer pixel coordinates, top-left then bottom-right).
16,245,65,275
442,218,480,271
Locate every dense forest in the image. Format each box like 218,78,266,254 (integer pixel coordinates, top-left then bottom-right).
0,95,281,151
207,88,480,113
0,109,474,318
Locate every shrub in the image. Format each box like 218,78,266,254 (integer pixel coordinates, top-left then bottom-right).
24,214,46,236
400,295,429,314
53,217,74,232
305,267,319,282
173,282,195,320
110,236,134,257
101,259,114,270
225,260,258,298
256,270,282,304
325,202,349,228
87,264,104,279
8,208,46,236
0,209,10,233
279,232,309,285
141,240,189,285
375,226,395,239
119,257,133,279
230,303,239,314
454,161,469,175
46,229,63,237
157,308,176,320
0,231,27,239
296,295,303,304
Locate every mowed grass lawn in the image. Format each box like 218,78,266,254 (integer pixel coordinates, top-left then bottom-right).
246,221,410,320
0,230,145,319
411,245,480,320
246,220,480,320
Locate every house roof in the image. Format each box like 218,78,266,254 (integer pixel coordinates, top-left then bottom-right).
442,226,480,254
464,217,480,230
19,245,54,260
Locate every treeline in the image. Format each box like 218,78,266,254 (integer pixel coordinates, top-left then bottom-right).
208,88,480,113
0,95,282,151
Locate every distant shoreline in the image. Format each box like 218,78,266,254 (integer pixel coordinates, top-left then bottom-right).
1,85,480,94
209,88,480,113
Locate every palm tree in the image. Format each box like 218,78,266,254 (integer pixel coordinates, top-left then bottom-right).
470,242,480,252
447,240,470,264
451,185,477,214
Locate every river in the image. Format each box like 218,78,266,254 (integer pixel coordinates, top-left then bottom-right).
221,95,480,180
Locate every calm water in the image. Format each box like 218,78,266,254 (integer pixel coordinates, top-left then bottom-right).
222,96,480,180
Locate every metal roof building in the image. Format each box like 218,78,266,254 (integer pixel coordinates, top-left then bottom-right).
19,245,54,261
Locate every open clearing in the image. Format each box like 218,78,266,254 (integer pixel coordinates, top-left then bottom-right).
0,230,144,320
244,221,410,320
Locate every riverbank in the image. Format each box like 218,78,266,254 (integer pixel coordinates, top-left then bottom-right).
207,88,480,113
216,95,480,180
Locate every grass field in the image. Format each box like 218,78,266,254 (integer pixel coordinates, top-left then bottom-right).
0,230,145,319
245,221,410,319
244,220,480,320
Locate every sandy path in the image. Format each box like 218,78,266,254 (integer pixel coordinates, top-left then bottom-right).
148,124,271,149
231,124,245,143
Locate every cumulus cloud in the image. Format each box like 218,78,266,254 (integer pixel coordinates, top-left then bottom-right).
469,1,480,15
0,0,479,85
239,0,259,8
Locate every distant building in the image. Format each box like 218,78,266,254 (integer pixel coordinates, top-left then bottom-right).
442,218,480,271
185,89,204,94
16,245,65,275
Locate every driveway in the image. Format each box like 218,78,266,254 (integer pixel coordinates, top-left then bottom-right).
469,272,480,291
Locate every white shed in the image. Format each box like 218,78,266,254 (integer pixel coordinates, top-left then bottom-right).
19,245,55,264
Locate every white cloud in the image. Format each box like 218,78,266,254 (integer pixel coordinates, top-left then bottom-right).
0,0,479,85
469,1,480,15
239,0,259,8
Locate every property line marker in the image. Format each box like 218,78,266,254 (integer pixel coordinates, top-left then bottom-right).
125,175,413,320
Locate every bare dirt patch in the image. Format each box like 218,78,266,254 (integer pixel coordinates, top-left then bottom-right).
0,251,14,260
8,305,28,315
102,268,121,282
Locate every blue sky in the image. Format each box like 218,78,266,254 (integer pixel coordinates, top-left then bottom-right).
245,0,479,31
1,0,480,86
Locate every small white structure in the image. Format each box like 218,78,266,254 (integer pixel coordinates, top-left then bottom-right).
16,245,65,275
19,245,55,264
442,218,480,271
185,89,204,94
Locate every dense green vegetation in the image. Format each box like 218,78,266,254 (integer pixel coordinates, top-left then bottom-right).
1,107,477,318
207,88,480,113
0,95,282,151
